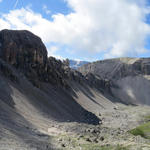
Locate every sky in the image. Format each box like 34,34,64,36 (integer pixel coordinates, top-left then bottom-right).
0,0,150,61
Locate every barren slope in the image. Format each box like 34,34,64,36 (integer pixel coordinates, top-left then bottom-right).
0,30,103,149
79,57,150,105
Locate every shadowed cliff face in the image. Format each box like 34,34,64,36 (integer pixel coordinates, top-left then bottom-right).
0,29,49,86
0,30,70,88
0,29,101,126
0,29,47,66
0,29,111,91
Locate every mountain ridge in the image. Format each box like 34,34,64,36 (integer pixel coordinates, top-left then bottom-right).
78,57,150,105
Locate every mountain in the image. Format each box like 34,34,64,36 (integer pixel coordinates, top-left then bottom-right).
0,29,102,149
69,59,89,69
78,57,150,105
1,30,150,149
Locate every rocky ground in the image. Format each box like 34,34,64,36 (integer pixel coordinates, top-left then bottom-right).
1,93,150,150
44,104,150,150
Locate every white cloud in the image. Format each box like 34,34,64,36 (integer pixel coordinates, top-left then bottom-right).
47,46,59,56
0,0,150,59
47,46,64,60
0,0,2,2
42,5,51,15
0,19,10,29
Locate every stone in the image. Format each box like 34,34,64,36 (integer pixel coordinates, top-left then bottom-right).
61,143,66,147
86,137,92,142
100,136,104,141
93,138,99,143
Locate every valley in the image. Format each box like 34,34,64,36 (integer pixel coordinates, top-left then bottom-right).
0,30,150,150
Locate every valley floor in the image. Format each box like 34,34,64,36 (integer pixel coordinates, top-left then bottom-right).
1,103,149,150
50,104,150,150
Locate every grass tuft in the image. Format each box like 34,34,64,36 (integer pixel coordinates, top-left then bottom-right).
129,122,150,139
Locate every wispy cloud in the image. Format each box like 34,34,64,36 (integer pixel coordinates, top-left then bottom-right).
42,5,51,15
13,0,19,9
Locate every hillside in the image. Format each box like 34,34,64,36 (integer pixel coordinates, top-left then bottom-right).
0,29,103,149
1,30,150,150
78,57,150,105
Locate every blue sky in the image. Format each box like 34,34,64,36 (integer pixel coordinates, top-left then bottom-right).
0,0,150,61
0,0,71,19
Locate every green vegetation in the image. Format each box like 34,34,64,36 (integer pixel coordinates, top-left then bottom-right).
144,115,150,121
129,122,150,139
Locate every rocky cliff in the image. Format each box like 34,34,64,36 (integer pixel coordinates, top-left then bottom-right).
78,57,150,79
0,29,68,87
78,57,150,105
0,29,111,92
0,29,101,126
0,29,47,65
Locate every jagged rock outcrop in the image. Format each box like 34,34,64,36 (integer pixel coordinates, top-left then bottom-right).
0,29,101,126
85,73,112,93
0,30,71,88
0,29,111,92
0,29,47,66
0,30,47,86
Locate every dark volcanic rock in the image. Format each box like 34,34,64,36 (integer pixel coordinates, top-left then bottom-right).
0,29,48,86
0,29,70,87
0,29,87,88
0,29,111,91
0,58,18,82
0,29,47,66
0,29,101,125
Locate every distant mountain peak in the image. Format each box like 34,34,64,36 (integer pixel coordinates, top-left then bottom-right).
69,59,89,69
